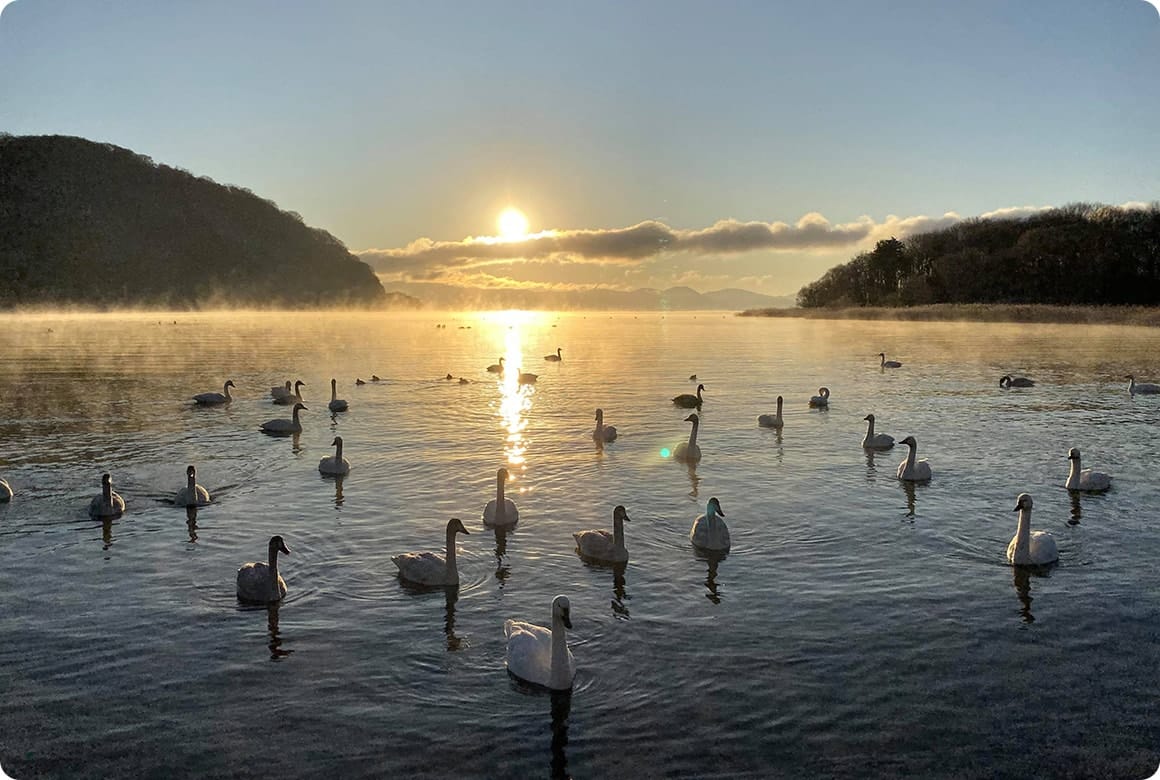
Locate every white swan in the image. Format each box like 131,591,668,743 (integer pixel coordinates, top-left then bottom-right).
318,436,351,475
88,472,125,518
673,413,702,463
271,380,293,401
260,402,307,434
0,478,11,502
896,436,932,481
328,378,348,413
757,395,784,428
236,535,290,603
273,379,305,406
483,467,520,528
504,594,576,691
1006,493,1058,566
517,369,538,385
544,348,563,362
174,464,211,507
593,408,618,443
573,505,630,562
999,374,1035,388
1126,374,1160,395
690,496,729,551
808,387,830,407
393,517,470,586
193,380,235,406
1065,448,1111,492
487,357,505,374
861,413,895,450
672,383,705,408
878,353,902,368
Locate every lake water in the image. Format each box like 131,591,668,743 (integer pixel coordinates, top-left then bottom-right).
0,310,1157,779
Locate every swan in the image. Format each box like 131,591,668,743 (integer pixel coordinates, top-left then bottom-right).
260,402,307,434
808,387,830,407
517,369,538,385
328,378,348,412
271,380,293,401
371,375,382,382
896,436,932,481
688,374,697,381
193,380,235,406
1006,493,1058,566
1126,375,1160,395
690,496,729,551
274,380,305,406
318,436,351,475
504,594,576,691
174,464,211,507
673,413,702,463
88,472,125,518
878,353,902,368
355,378,366,385
861,413,895,449
1065,448,1111,492
0,477,10,502
757,395,784,428
236,535,290,603
672,383,705,408
999,374,1035,388
487,357,505,374
544,348,563,362
573,505,630,562
593,408,618,443
393,517,470,586
483,467,520,528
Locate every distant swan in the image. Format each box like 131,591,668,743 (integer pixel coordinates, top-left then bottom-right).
174,465,211,507
1065,448,1111,492
504,594,576,691
271,380,293,401
193,380,235,406
517,369,538,385
999,374,1035,388
274,380,305,406
574,505,630,562
672,384,705,408
0,478,11,502
673,413,702,463
1006,493,1058,566
690,496,729,551
593,408,618,443
236,535,290,603
544,348,563,362
1126,374,1160,395
808,387,830,407
89,472,125,518
328,378,348,412
318,436,351,475
878,353,902,368
896,436,932,481
861,413,895,449
371,375,382,382
393,517,470,586
483,467,520,528
355,378,366,385
688,374,697,381
487,357,505,374
260,402,307,434
757,395,784,428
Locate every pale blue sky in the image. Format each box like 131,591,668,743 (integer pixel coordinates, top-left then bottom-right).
2,0,1157,297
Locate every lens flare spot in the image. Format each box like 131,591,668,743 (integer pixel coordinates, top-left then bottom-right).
660,448,672,458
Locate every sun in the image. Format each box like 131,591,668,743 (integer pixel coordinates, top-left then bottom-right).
497,207,529,240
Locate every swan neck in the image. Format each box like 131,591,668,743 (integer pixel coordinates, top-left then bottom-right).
550,614,570,688
1066,458,1080,488
906,441,917,467
613,515,625,550
688,418,699,447
103,481,112,503
445,527,458,572
268,544,280,578
187,473,196,492
223,383,232,399
335,440,343,461
331,382,338,402
1014,507,1031,558
496,475,506,519
866,417,875,436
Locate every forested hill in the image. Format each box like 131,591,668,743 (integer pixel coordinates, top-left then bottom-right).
796,203,1160,308
0,134,409,309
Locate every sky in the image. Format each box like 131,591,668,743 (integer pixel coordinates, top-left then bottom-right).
1,0,1158,301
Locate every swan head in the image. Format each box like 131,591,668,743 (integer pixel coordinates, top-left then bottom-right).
1067,447,1081,460
269,535,291,555
498,358,505,365
186,464,196,478
818,386,830,397
447,517,470,536
225,380,236,389
1013,493,1033,511
1125,374,1135,380
294,380,305,390
999,374,1012,386
595,408,604,421
446,373,453,380
331,436,342,447
696,383,705,393
293,403,308,412
497,467,510,484
877,353,886,359
776,395,783,404
899,435,917,447
689,374,697,380
864,413,875,422
331,378,337,389
707,496,724,517
613,505,630,523
552,595,573,630
101,472,112,487
684,413,699,424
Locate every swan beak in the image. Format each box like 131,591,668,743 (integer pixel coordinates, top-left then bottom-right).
561,607,572,630
1012,504,1020,512
279,541,291,554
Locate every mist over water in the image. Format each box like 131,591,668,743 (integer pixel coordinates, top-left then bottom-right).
1,311,1158,778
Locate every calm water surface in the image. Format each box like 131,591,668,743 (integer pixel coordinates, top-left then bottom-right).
0,311,1157,778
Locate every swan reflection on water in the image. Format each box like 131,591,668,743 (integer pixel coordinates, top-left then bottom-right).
901,479,918,520
1068,491,1082,525
267,602,293,660
444,587,463,652
331,475,345,508
685,462,700,499
549,690,572,780
1012,567,1036,624
611,562,630,619
185,505,199,544
493,527,511,587
697,550,727,605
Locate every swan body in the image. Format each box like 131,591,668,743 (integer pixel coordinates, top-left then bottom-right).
328,378,348,412
672,384,705,408
174,465,211,507
690,497,730,551
757,395,784,428
1065,448,1111,492
236,535,290,603
688,374,697,381
878,353,902,368
808,387,830,407
544,348,563,362
260,402,307,434
483,467,520,528
574,505,630,562
896,436,932,481
593,408,618,443
487,357,505,374
0,478,11,502
274,380,305,406
517,369,538,385
861,413,895,449
673,413,702,463
1006,493,1058,566
1126,375,1160,395
355,378,366,386
88,473,125,518
504,595,576,691
193,380,235,406
371,375,382,382
271,380,293,401
393,518,470,586
999,374,1035,388
318,436,351,475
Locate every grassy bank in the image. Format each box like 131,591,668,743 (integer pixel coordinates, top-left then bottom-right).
737,304,1160,326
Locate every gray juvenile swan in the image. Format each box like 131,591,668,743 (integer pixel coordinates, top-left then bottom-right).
274,380,306,406
271,380,293,401
318,436,351,475
878,353,902,368
896,436,932,481
1126,375,1160,395
672,384,705,408
758,396,784,428
1065,448,1111,492
89,473,125,518
674,413,702,463
690,496,729,551
483,467,520,528
809,387,830,407
573,505,630,563
174,465,211,507
328,378,349,413
504,594,576,691
393,517,470,586
487,357,505,374
861,414,895,449
593,408,618,443
193,380,235,406
236,535,290,603
999,374,1035,388
260,402,307,434
1006,493,1058,566
544,348,563,362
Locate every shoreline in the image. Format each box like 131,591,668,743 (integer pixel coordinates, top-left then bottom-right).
737,303,1160,327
